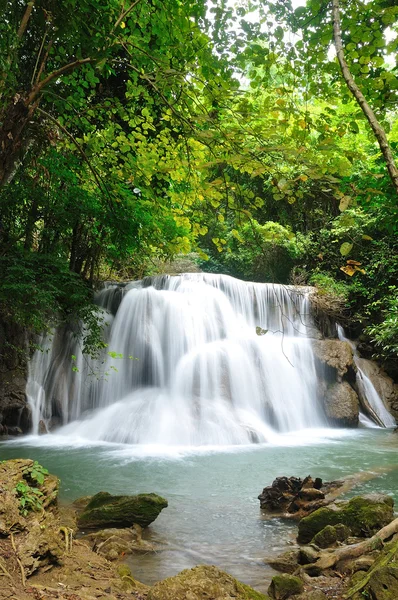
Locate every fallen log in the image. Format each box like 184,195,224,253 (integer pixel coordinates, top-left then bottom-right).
310,516,398,571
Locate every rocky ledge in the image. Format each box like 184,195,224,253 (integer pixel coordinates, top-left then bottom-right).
261,474,398,600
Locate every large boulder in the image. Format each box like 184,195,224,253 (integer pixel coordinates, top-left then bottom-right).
298,494,394,544
356,357,398,420
324,382,359,427
77,490,168,529
312,339,355,381
146,565,271,600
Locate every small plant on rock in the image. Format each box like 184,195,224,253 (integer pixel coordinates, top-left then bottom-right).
14,481,44,516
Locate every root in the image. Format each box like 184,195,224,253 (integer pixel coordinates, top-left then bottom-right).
310,517,398,572
10,532,26,587
0,557,13,580
345,538,398,598
59,526,73,553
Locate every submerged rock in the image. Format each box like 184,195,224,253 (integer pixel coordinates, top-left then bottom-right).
298,494,394,544
324,381,359,427
146,565,271,600
83,524,155,560
77,490,168,529
268,573,304,599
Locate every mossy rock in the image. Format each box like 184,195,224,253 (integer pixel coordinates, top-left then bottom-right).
77,491,168,529
298,494,393,544
366,566,398,599
268,574,304,599
146,565,271,600
312,523,350,549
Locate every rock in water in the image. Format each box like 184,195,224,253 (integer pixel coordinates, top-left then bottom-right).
77,491,168,529
297,494,394,544
146,565,271,600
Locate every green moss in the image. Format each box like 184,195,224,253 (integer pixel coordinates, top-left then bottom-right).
238,581,272,600
146,566,270,600
298,495,394,544
268,574,304,599
341,496,393,537
78,492,168,529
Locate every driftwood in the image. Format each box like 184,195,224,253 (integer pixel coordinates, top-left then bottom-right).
311,516,398,572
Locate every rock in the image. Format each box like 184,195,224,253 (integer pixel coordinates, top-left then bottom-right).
298,546,319,565
267,550,300,574
356,358,398,421
312,524,348,548
0,458,63,576
258,476,303,512
83,524,155,560
146,565,271,600
366,566,398,599
312,339,355,380
38,419,48,434
0,458,59,535
77,491,168,529
298,494,394,544
268,574,304,599
258,475,332,517
294,592,327,600
0,319,30,432
324,382,359,427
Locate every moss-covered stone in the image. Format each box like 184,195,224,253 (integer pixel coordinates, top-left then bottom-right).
146,565,271,600
77,491,168,529
268,574,304,599
366,566,398,599
298,494,393,544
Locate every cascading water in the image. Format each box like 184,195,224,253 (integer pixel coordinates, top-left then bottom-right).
337,325,395,428
27,274,328,445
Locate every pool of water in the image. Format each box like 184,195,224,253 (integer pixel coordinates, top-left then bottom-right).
1,428,398,592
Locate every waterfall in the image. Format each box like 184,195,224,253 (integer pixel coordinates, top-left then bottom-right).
337,325,395,428
27,273,328,445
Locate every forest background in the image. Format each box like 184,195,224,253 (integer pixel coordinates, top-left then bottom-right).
0,0,397,376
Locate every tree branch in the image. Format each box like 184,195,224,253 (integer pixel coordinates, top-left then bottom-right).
332,0,398,195
17,0,36,39
113,0,142,33
26,58,94,106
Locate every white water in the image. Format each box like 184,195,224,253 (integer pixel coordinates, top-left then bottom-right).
337,325,395,428
27,274,328,444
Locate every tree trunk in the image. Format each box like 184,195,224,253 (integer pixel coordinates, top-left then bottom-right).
332,0,398,195
0,99,31,188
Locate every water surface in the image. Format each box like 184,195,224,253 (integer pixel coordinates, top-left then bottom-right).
1,428,398,592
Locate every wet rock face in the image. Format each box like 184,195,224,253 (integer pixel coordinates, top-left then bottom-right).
356,357,398,420
146,565,271,600
312,339,354,381
83,524,155,561
297,494,394,544
0,319,30,433
323,381,359,427
77,490,168,529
